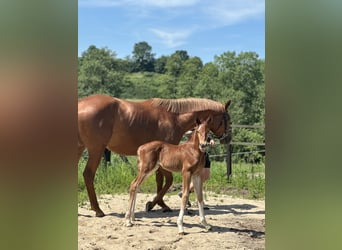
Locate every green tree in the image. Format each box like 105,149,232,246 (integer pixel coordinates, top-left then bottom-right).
116,56,134,72
154,55,168,74
165,50,189,77
132,41,155,72
180,56,203,77
193,62,220,99
78,45,123,98
176,56,203,97
213,52,265,163
214,51,264,125
153,74,177,98
174,50,189,61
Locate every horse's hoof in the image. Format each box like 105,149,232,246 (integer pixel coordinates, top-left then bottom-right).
95,211,105,217
178,231,185,236
204,225,212,231
126,222,133,227
162,206,172,213
145,201,153,212
186,209,193,215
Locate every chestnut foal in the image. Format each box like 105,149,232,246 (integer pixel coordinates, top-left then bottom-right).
125,116,213,234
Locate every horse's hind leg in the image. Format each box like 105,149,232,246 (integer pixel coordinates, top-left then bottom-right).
158,170,173,212
78,144,85,164
83,147,105,217
193,174,211,231
146,169,173,212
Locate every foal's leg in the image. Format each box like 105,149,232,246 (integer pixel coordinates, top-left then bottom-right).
125,175,143,227
177,171,191,235
83,147,105,217
126,161,157,226
193,174,211,231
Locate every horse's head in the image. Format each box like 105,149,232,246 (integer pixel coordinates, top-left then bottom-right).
210,100,232,144
194,116,212,152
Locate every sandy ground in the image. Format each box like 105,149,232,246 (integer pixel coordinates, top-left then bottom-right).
78,193,265,250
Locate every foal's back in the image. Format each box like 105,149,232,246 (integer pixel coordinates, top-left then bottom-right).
137,118,210,174
138,139,203,173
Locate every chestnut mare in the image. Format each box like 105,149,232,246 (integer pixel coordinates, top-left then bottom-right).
125,116,213,234
78,94,231,217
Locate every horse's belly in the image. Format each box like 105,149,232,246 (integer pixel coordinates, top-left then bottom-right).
106,144,138,156
107,133,158,156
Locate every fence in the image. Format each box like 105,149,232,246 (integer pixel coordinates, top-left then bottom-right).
216,124,265,179
101,124,265,179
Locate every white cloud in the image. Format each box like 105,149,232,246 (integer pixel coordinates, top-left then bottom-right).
150,28,193,48
79,0,123,7
79,0,198,8
204,0,264,26
143,0,198,7
79,0,264,52
79,0,264,25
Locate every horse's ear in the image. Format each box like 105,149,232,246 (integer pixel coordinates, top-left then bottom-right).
225,100,231,110
196,118,201,125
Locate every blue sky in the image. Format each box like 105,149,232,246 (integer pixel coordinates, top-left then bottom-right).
78,0,264,63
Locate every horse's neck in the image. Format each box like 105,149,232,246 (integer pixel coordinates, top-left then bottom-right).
177,111,209,132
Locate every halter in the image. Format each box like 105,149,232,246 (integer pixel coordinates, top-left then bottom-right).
212,112,231,141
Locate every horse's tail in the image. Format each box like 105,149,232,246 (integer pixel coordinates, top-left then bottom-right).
77,130,85,164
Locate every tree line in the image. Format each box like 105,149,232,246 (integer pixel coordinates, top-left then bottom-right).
78,41,265,162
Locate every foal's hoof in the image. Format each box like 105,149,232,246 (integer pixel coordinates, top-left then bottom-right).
145,201,153,212
162,206,172,213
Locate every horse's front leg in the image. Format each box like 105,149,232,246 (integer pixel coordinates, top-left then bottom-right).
146,169,173,212
193,174,211,231
177,171,191,235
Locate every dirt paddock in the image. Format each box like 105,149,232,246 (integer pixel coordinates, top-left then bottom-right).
78,193,265,250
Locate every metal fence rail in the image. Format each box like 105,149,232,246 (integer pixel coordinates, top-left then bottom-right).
225,124,265,179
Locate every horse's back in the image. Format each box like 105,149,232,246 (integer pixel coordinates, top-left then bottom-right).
78,94,118,148
78,94,116,108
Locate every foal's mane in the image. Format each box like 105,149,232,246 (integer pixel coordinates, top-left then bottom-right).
150,98,225,113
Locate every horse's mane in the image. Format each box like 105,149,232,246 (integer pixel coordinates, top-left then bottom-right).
150,98,225,113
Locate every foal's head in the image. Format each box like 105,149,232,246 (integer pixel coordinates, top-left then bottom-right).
192,116,212,152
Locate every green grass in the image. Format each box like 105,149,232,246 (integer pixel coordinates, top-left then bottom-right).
208,162,265,199
78,156,265,205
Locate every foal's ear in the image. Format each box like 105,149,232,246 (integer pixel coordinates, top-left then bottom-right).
206,115,213,124
225,100,232,110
